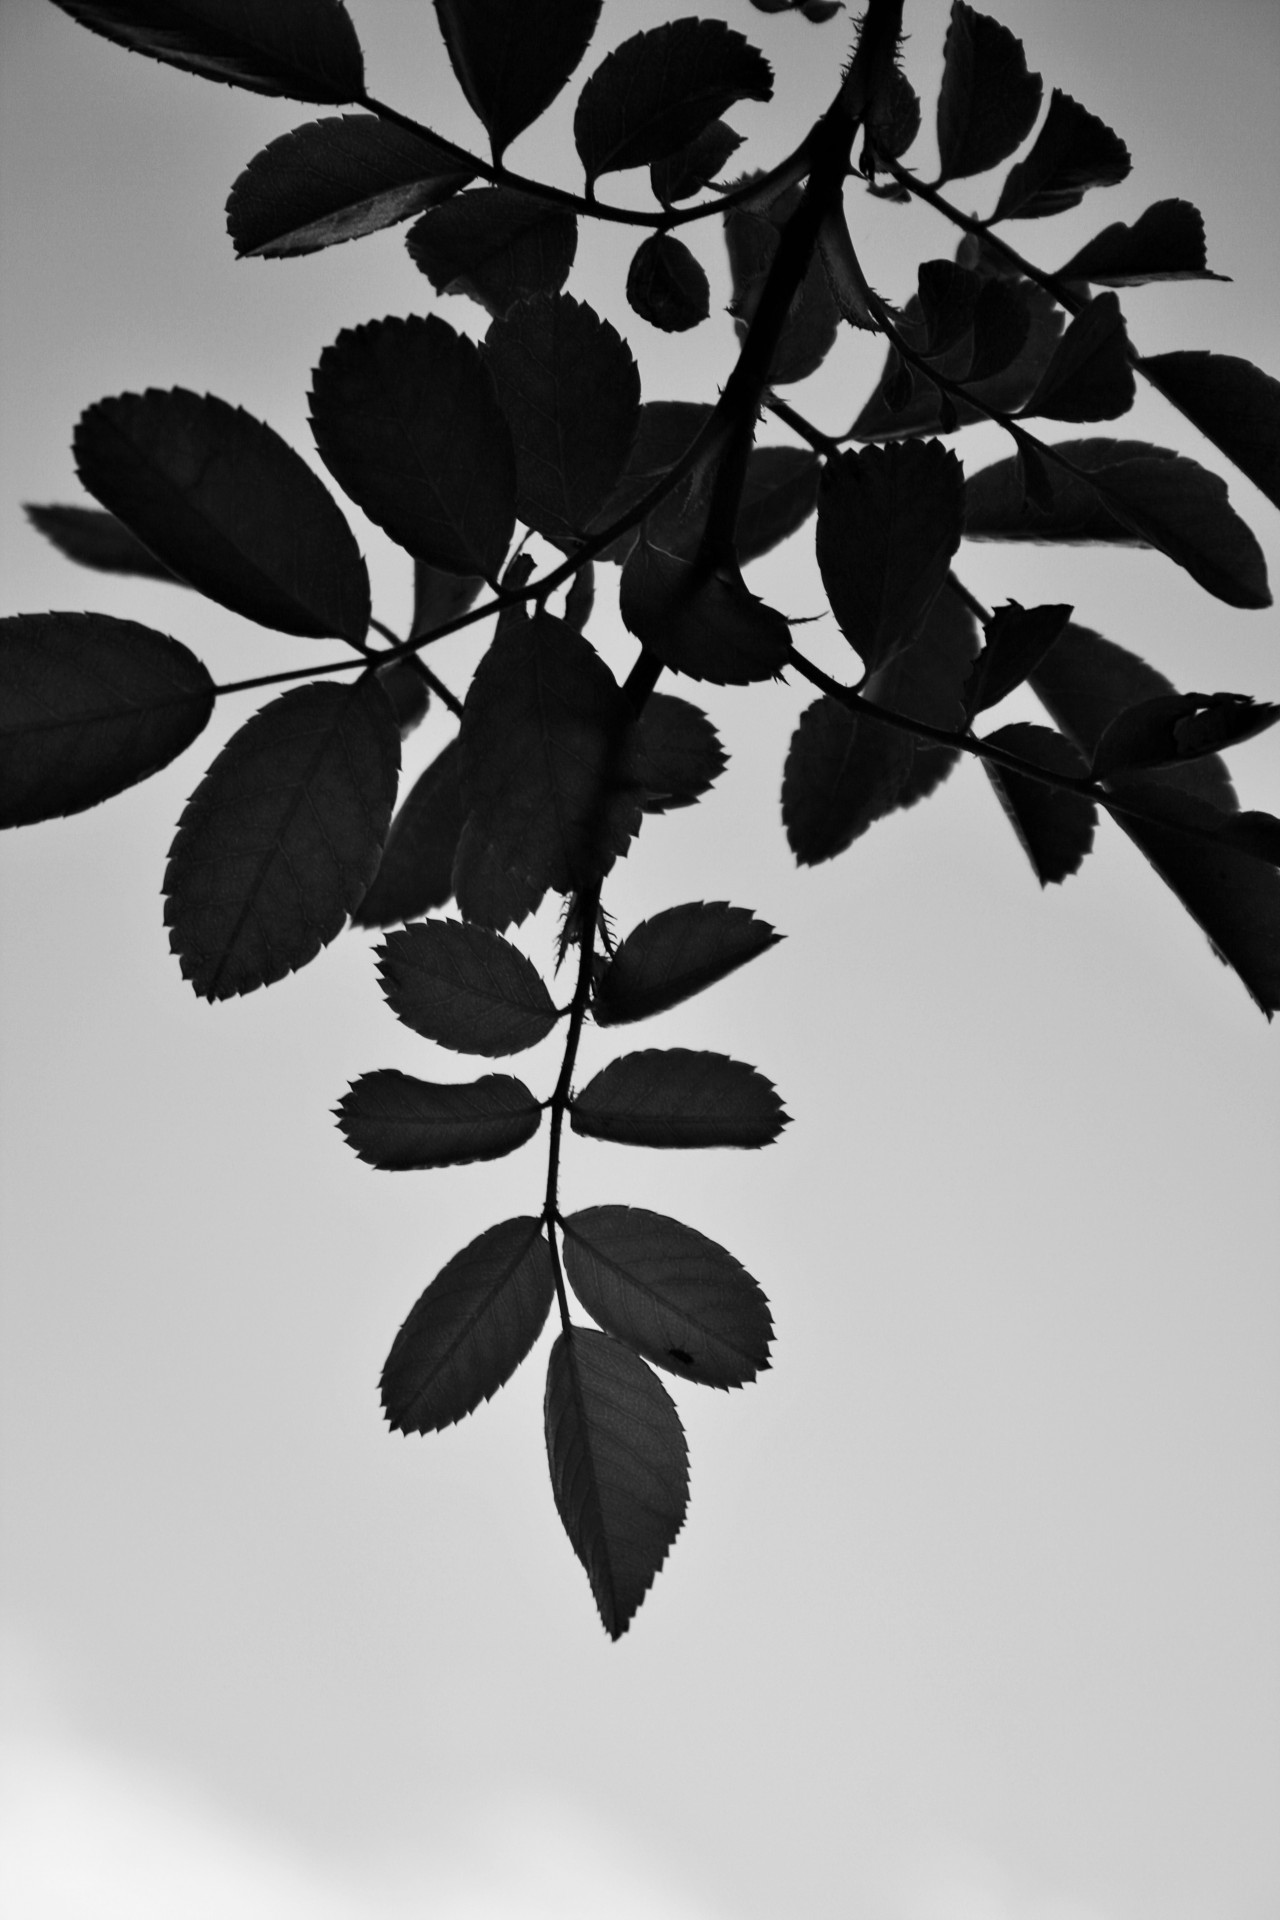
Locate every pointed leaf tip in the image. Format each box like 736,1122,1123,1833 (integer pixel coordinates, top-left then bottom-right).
571,1049,787,1149
377,919,559,1056
434,0,602,160
574,20,772,184
51,0,366,104
594,902,782,1026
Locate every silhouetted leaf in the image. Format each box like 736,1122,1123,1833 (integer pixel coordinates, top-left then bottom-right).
571,1049,787,1148
434,0,601,159
992,89,1130,221
351,736,466,928
380,1216,555,1430
616,693,727,814
406,187,578,319
725,191,839,385
51,0,365,103
563,562,595,634
735,447,820,562
1090,693,1280,781
335,1068,542,1167
590,400,709,563
887,584,981,810
24,505,181,584
964,600,1072,718
1213,812,1280,864
626,234,711,333
593,902,781,1026
561,1206,772,1388
869,64,920,162
1140,352,1280,512
983,722,1095,884
375,658,431,739
451,816,548,932
74,389,370,643
1022,292,1135,422
485,295,641,542
163,676,400,998
377,919,559,1055
411,562,484,641
575,21,772,182
619,530,791,684
1057,199,1227,288
545,1327,688,1638
936,2,1041,183
227,114,470,258
650,119,742,204
310,315,515,580
0,612,214,828
749,0,839,15
782,696,913,865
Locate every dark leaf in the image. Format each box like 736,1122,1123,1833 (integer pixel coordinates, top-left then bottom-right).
411,561,484,641
561,1206,772,1388
589,400,709,564
1021,291,1135,422
615,693,727,814
626,234,711,333
735,447,821,563
375,657,432,740
982,721,1095,884
593,902,781,1026
452,816,549,933
650,120,743,204
434,0,602,159
782,696,913,865
310,315,515,580
485,295,641,542
406,187,577,319
936,3,1042,184
351,736,466,928
619,529,791,684
563,562,596,634
381,1216,555,1430
74,388,370,643
0,612,214,828
571,1049,787,1148
1091,693,1280,781
992,89,1130,222
725,193,839,386
574,20,772,182
544,1327,688,1638
1140,352,1280,512
887,583,981,809
377,918,559,1055
1213,812,1280,865
1057,198,1227,288
24,504,181,584
964,600,1072,718
51,0,365,103
335,1067,542,1168
163,676,400,998
869,65,920,162
227,114,470,258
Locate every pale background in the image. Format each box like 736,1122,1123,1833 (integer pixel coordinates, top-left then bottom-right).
2,2,1278,1915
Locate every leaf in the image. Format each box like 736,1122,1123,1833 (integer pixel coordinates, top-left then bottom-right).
561,1206,772,1388
1090,693,1280,781
309,315,515,580
886,582,981,810
335,1068,542,1168
935,3,1042,184
434,0,600,161
816,441,966,671
782,696,914,865
451,816,548,933
571,1049,787,1148
74,389,370,644
50,0,365,104
406,188,577,319
590,400,710,564
963,439,1271,610
0,612,214,828
992,89,1130,221
544,1327,688,1638
593,902,781,1026
1139,352,1280,512
377,919,559,1055
964,600,1073,718
411,562,484,641
982,721,1096,885
1021,292,1135,422
619,530,792,684
226,114,471,258
626,234,711,334
24,504,181,584
380,1216,555,1431
735,447,821,563
485,295,641,543
574,20,773,183
163,676,400,998
1057,199,1228,289
615,693,727,814
650,120,743,205
725,193,840,386
351,736,465,929
375,658,432,740
1213,812,1280,865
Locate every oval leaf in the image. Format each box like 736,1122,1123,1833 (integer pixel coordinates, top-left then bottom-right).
571,1049,787,1148
351,736,465,929
619,533,791,685
434,0,602,160
406,187,577,320
1090,693,1280,781
377,919,559,1055
574,21,772,183
51,0,365,103
936,3,1042,184
626,233,711,333
335,1068,542,1168
982,722,1096,885
451,815,549,934
24,504,181,584
782,695,913,866
614,693,727,815
593,902,781,1026
1057,199,1227,289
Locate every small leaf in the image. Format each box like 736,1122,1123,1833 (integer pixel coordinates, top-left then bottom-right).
1021,292,1135,422
227,114,470,258
561,1206,772,1388
434,0,602,159
964,600,1072,718
1140,352,1280,513
411,562,483,641
310,315,515,580
992,89,1130,222
74,389,371,643
593,902,781,1026
626,234,711,333
571,1049,787,1148
163,676,400,998
574,20,773,182
1057,199,1227,288
406,187,577,319
451,816,548,933
650,120,743,205
377,919,559,1055
935,2,1042,184
545,1327,688,1638
381,1216,555,1431
735,447,821,563
1091,693,1280,781
25,504,181,584
336,1068,542,1168
982,721,1095,885
51,0,365,104
616,693,727,814
351,736,465,929
0,612,214,828
375,658,432,740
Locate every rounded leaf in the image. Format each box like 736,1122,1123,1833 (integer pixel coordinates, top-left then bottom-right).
571,1049,788,1148
335,1069,542,1169
377,919,559,1055
626,234,711,334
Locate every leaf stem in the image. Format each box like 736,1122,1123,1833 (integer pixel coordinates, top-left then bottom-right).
542,881,603,1333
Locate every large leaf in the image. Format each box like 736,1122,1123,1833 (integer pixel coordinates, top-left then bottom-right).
571,1049,787,1148
1139,352,1280,512
406,188,577,319
544,1328,688,1638
991,89,1130,221
561,1206,772,1388
163,676,400,998
309,315,515,580
1021,292,1135,422
982,721,1096,885
615,693,727,814
485,295,641,543
351,736,465,929
935,3,1042,184
75,389,370,643
1057,199,1227,289
380,1216,555,1431
51,0,365,103
227,114,470,258
335,1068,542,1168
25,504,181,584
574,21,772,183
434,0,602,160
377,919,559,1055
0,612,214,828
626,234,712,334
593,902,781,1026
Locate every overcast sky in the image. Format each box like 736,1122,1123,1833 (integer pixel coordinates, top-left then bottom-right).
2,2,1278,1916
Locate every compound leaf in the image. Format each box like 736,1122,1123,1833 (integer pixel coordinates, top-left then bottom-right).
936,3,1042,184
574,20,772,183
406,187,577,319
626,233,712,333
351,736,465,929
434,0,602,160
336,1068,542,1168
1139,352,1280,512
1057,199,1227,289
51,0,365,104
571,1049,787,1148
982,721,1096,884
377,918,559,1055
25,504,181,584
991,89,1130,221
593,902,781,1026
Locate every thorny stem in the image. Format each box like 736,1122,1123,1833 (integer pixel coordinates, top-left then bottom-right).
542,879,603,1333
